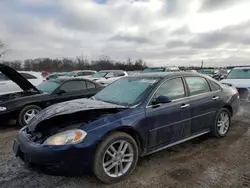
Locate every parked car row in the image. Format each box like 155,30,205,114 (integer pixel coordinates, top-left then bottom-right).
0,64,246,184
0,64,238,184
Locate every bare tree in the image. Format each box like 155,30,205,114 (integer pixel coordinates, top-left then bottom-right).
0,40,8,58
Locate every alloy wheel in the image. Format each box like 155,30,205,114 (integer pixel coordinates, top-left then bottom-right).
103,140,134,177
217,111,230,135
24,108,39,124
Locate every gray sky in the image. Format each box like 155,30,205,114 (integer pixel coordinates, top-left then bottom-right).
1,0,250,66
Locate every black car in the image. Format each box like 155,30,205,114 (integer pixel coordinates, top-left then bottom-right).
14,72,240,183
0,64,103,126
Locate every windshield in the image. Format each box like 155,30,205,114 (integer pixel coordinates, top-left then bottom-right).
226,69,250,79
198,70,215,75
37,81,60,93
93,72,108,78
94,77,160,106
143,68,165,73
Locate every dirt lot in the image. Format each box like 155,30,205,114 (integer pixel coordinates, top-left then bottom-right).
1,104,250,188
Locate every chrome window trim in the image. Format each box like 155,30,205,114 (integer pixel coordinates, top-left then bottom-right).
146,76,220,109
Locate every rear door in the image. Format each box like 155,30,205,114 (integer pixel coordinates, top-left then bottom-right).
184,76,221,134
146,77,192,149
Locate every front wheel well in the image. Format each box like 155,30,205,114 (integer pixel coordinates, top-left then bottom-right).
101,127,144,155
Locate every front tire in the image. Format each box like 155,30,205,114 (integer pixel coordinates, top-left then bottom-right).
93,132,139,184
211,108,231,137
18,105,42,126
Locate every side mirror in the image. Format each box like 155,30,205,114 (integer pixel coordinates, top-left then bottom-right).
152,96,171,105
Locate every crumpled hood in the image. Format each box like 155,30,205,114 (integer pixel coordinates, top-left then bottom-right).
220,79,250,88
27,98,125,132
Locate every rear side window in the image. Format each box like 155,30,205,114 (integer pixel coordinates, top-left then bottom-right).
20,73,37,79
114,72,125,77
185,77,210,95
209,80,221,91
86,81,95,89
60,81,86,92
155,78,185,100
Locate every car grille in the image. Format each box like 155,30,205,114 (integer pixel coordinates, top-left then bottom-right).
236,88,249,100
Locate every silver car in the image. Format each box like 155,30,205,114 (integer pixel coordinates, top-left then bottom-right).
221,67,250,102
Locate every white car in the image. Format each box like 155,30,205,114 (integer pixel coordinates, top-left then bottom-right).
89,70,128,86
220,67,250,102
64,70,96,78
0,71,44,95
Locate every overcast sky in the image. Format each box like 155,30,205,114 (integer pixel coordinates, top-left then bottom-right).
1,0,250,66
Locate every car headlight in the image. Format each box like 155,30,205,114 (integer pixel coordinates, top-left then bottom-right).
0,106,7,111
43,129,87,146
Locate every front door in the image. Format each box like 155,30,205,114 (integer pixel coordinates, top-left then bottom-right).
146,77,191,150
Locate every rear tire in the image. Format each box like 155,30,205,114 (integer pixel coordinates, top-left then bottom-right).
18,105,42,127
93,132,138,184
211,108,231,137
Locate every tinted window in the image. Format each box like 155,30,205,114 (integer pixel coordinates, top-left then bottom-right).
143,68,165,73
60,81,87,92
20,73,37,79
114,72,125,77
186,77,210,95
155,78,185,101
86,81,95,89
78,72,95,76
37,81,60,93
209,80,221,91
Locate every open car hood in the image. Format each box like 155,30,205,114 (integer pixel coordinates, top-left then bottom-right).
0,64,39,92
27,98,126,132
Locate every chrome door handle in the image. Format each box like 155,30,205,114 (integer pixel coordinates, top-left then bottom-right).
181,104,190,109
212,96,219,100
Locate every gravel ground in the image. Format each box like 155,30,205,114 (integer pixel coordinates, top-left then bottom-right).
1,104,250,188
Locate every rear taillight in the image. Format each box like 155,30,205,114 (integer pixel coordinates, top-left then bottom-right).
42,79,46,82
232,87,239,96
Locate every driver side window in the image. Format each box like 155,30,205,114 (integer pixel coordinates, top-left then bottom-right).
154,78,185,101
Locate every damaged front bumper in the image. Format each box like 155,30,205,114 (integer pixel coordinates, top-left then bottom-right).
13,128,96,175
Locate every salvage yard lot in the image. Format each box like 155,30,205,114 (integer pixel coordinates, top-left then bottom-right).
1,104,250,188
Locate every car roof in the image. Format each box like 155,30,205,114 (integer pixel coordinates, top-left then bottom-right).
127,72,200,78
99,70,125,72
233,67,250,69
48,77,102,85
72,70,96,73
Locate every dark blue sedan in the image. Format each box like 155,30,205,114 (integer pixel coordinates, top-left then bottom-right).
13,72,240,183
